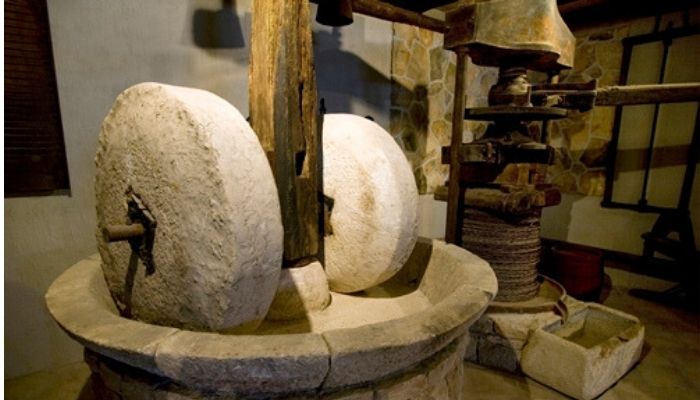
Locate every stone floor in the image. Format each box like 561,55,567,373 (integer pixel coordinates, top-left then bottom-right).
5,267,700,400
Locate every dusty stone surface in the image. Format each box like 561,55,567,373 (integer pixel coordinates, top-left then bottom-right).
154,331,330,394
323,114,419,293
87,335,467,400
466,308,565,372
521,303,644,400
45,257,178,375
266,261,331,321
95,82,283,332
322,284,490,389
418,240,497,304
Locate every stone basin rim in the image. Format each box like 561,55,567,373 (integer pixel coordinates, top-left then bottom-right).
45,238,497,394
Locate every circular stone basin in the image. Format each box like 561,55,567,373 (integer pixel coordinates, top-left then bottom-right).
45,238,497,397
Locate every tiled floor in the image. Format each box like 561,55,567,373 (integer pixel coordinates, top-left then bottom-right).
5,268,700,400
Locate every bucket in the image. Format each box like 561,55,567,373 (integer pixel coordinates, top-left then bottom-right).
549,243,604,301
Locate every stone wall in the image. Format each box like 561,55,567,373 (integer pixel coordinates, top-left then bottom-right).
546,25,630,196
390,24,496,194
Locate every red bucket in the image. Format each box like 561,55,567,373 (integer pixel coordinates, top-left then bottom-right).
550,243,604,301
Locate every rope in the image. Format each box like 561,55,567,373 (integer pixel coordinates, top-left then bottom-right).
462,207,541,302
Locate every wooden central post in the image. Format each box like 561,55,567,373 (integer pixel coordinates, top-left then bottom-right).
249,0,322,266
444,48,468,245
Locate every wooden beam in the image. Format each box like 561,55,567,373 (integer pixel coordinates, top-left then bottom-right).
444,48,468,245
310,0,448,33
249,0,322,266
595,83,700,106
558,0,700,30
352,0,447,33
557,0,608,15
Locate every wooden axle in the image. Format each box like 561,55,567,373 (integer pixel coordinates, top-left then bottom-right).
310,0,447,33
351,0,447,33
103,223,145,242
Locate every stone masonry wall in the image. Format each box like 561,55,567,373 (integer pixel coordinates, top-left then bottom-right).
390,24,496,194
546,24,630,196
84,335,469,399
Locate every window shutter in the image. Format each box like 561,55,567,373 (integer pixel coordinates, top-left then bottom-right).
5,0,70,197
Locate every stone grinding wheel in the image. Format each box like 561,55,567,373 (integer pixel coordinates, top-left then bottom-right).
323,114,419,293
95,82,283,332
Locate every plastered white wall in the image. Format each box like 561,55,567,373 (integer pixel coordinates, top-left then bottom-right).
4,0,392,379
542,13,700,254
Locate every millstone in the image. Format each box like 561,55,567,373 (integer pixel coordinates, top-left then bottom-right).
95,82,283,332
323,114,419,293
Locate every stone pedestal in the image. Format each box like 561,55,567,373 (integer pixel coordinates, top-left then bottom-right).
464,297,578,372
85,335,469,400
47,240,497,400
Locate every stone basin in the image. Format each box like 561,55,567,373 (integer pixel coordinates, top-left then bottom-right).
521,303,644,400
45,238,497,397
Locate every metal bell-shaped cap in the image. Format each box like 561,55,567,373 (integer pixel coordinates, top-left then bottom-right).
316,0,353,27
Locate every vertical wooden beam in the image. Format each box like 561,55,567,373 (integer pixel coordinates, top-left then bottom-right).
445,48,468,245
249,0,322,266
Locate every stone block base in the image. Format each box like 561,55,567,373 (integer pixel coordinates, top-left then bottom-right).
84,335,468,400
465,299,576,372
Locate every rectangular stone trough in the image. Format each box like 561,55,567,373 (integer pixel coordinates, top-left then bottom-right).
520,303,644,400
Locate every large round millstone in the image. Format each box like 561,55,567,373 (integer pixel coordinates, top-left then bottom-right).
95,82,283,332
323,114,419,293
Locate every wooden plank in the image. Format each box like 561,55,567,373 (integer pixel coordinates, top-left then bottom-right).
308,0,447,32
444,48,468,245
379,0,456,13
595,83,700,106
352,0,447,33
249,0,321,266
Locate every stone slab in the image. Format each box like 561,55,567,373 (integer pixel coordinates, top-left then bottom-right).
90,335,468,400
322,284,491,389
45,258,177,375
154,330,330,394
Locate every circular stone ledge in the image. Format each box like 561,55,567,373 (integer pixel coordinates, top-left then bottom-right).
46,239,497,396
86,334,470,399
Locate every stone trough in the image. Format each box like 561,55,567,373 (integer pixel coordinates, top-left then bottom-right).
46,238,497,399
521,303,644,400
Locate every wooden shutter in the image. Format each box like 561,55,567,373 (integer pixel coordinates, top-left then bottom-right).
5,0,70,197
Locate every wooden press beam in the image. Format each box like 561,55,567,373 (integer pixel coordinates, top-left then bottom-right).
444,48,468,245
309,0,448,33
352,0,448,33
595,83,700,106
249,0,322,266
